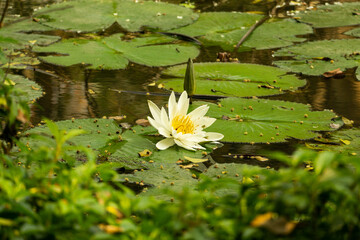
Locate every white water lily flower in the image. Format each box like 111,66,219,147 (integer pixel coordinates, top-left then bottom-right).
147,91,224,151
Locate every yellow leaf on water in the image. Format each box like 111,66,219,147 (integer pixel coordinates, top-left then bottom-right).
31,85,40,91
340,139,351,145
184,156,208,163
138,149,152,157
88,89,95,94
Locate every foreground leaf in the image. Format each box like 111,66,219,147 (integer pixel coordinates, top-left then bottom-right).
191,98,341,143
159,62,305,97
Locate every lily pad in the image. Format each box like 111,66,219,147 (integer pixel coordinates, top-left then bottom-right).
159,62,305,97
33,34,199,69
345,27,360,37
0,19,60,51
23,119,215,165
306,128,360,156
171,12,312,51
274,39,360,79
8,74,43,102
294,2,360,28
117,162,265,198
35,0,198,32
190,98,340,143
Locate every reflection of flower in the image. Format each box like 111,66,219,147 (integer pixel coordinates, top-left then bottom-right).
147,91,224,151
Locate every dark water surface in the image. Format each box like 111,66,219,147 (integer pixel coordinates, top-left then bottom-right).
3,0,360,164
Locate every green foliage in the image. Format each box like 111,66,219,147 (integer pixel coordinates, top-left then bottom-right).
190,98,340,143
34,34,200,69
172,12,312,51
160,62,305,97
274,39,360,79
0,72,31,153
35,0,198,32
295,2,360,28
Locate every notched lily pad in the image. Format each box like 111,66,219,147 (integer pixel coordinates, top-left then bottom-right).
295,2,360,28
23,119,215,165
7,74,43,102
171,12,312,51
159,62,305,97
33,34,199,69
0,19,60,51
35,0,198,32
274,39,360,79
306,128,360,156
190,98,341,143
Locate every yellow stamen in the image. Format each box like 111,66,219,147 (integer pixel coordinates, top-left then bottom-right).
171,115,195,134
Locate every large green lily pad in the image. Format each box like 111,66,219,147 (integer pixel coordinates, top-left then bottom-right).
159,62,305,97
345,27,360,37
0,19,60,51
306,128,360,156
294,2,360,28
274,39,360,79
190,98,341,143
33,34,199,69
171,12,312,51
23,119,215,165
8,74,43,102
35,0,198,32
117,162,263,198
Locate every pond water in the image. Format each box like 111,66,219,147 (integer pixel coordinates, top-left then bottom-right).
3,0,360,165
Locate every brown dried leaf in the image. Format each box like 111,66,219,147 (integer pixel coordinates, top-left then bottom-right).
135,118,150,127
323,68,343,78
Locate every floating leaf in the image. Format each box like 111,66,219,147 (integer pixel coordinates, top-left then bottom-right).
306,128,360,156
159,62,305,97
274,39,360,79
23,119,215,165
117,162,198,198
295,2,360,28
8,74,43,102
0,19,59,51
35,0,198,32
190,98,340,143
34,34,199,69
171,12,312,51
345,27,360,37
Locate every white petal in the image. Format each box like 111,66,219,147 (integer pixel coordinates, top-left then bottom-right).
205,132,224,141
160,107,170,129
195,117,216,130
174,139,196,151
168,91,177,120
147,116,162,130
188,105,209,119
148,100,161,122
158,127,171,138
177,91,189,116
156,138,175,150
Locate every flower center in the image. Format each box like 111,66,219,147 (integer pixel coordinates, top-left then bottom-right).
171,115,195,134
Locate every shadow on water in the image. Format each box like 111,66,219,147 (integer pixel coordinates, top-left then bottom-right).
3,0,360,165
